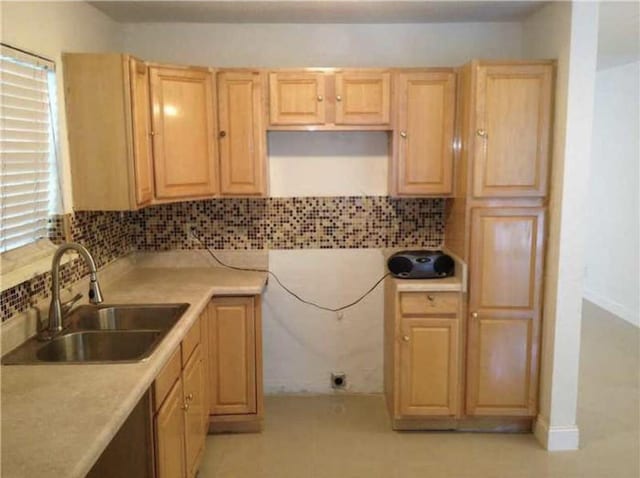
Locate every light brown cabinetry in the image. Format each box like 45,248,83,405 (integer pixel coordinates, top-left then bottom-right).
466,207,544,416
217,71,267,196
334,71,391,125
153,312,208,478
155,377,187,478
472,63,553,198
399,317,460,417
390,70,456,196
207,296,263,432
63,53,155,210
149,66,218,199
267,69,392,129
442,60,554,427
130,58,155,205
384,282,462,428
269,72,326,125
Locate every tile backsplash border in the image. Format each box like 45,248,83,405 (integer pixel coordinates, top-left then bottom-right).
1,196,444,322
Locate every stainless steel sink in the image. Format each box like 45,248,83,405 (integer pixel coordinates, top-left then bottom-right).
36,331,163,362
2,303,189,365
71,304,189,331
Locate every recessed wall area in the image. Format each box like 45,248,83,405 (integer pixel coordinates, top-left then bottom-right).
268,132,389,197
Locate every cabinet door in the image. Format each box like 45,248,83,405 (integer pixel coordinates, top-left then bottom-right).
394,71,455,195
334,71,391,125
399,317,460,417
208,297,257,415
473,64,553,198
269,72,326,125
128,57,154,206
466,207,545,416
150,66,217,199
217,71,267,196
183,346,206,478
155,377,186,478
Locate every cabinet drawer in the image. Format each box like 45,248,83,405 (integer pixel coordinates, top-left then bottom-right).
399,292,459,316
154,348,181,411
182,316,201,365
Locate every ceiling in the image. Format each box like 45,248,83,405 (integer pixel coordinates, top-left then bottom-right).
88,1,547,24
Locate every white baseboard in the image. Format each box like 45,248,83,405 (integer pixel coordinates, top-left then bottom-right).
583,289,639,327
534,415,580,451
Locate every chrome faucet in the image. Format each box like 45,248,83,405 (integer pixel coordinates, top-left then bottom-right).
40,243,104,340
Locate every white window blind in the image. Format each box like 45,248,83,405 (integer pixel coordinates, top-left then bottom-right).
0,45,59,253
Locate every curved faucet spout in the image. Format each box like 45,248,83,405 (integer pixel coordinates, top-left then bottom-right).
43,243,104,340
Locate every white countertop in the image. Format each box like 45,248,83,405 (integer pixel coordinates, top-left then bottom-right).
1,266,267,478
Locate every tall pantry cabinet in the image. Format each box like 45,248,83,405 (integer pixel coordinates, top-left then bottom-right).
445,60,554,419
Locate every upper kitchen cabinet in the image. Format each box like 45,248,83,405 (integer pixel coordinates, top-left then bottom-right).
268,71,326,125
149,65,218,200
390,70,456,196
217,71,267,196
471,62,554,198
63,53,155,210
267,69,391,130
334,70,391,125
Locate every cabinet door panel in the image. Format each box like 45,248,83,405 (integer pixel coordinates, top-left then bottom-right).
183,347,205,478
150,66,217,199
473,64,552,197
399,317,459,417
208,297,257,415
466,207,545,416
155,377,186,478
335,71,390,125
129,57,154,206
218,71,266,196
269,72,325,125
395,71,455,195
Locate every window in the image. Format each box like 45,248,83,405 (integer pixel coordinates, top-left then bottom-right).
0,44,61,253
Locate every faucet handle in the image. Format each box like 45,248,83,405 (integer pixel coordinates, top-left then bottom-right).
61,293,83,314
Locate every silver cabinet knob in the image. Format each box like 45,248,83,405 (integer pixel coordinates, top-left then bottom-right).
336,95,342,101
476,129,487,138
402,335,410,342
186,393,194,401
317,95,323,102
471,312,478,319
182,402,189,411
400,131,407,138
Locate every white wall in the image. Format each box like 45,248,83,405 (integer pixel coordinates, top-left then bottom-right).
121,22,523,68
121,20,524,393
0,1,120,212
263,249,385,393
268,132,389,197
585,61,640,327
523,2,600,451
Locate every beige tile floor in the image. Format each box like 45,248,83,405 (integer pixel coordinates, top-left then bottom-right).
201,301,640,477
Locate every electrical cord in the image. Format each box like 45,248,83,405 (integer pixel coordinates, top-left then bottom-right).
190,231,390,313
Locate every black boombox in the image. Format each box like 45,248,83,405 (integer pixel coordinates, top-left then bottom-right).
387,250,455,279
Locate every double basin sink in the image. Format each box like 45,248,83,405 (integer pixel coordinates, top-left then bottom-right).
2,303,189,365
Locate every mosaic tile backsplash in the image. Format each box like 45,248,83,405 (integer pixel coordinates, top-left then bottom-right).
1,197,444,322
137,197,444,250
1,211,136,322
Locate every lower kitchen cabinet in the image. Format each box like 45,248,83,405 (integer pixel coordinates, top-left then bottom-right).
155,377,187,478
399,317,460,417
384,284,463,428
207,296,264,432
465,207,545,417
154,311,208,478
